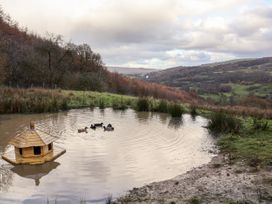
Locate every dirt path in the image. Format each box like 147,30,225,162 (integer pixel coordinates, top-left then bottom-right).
116,155,272,204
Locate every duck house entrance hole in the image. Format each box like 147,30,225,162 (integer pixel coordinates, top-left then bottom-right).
34,146,41,155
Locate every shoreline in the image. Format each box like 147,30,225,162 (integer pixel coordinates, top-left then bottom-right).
116,154,272,204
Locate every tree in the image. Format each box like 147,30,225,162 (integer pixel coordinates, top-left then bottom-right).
0,55,6,84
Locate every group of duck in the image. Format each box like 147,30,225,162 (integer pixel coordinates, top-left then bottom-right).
78,123,114,133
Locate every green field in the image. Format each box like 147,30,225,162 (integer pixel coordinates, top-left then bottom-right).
200,82,272,104
62,90,138,109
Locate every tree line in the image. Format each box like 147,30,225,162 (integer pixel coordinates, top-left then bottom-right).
0,7,107,90
0,6,198,103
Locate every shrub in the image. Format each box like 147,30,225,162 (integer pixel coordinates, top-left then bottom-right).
112,98,128,110
207,112,241,134
137,98,149,112
61,99,68,110
156,100,168,113
190,105,198,117
168,103,183,117
89,100,96,108
99,99,105,109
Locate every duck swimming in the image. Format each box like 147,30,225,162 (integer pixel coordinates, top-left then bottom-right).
90,124,96,130
94,123,103,127
103,124,114,131
78,127,88,133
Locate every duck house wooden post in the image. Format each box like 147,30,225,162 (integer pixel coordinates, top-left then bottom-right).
2,122,66,165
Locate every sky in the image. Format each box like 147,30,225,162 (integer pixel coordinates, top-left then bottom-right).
1,0,272,69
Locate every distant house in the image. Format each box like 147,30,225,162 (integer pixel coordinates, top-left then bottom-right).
2,122,66,165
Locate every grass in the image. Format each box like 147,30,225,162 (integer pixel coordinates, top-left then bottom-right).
228,83,249,96
205,112,272,167
228,200,253,204
0,87,191,119
0,88,138,113
252,118,269,130
154,99,168,113
136,97,150,111
188,197,201,204
168,103,184,117
207,112,241,134
0,88,69,113
201,82,272,105
190,105,198,117
218,117,272,166
1,87,271,118
62,90,137,110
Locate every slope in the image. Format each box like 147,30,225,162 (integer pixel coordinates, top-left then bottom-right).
144,57,272,104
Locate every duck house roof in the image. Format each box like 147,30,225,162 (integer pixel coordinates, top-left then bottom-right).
9,123,57,148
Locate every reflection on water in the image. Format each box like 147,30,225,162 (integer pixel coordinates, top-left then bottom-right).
157,113,168,125
0,164,13,192
168,118,183,129
0,108,215,203
134,111,150,123
191,114,197,121
11,162,60,186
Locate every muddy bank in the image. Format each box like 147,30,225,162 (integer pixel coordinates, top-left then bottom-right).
116,154,272,204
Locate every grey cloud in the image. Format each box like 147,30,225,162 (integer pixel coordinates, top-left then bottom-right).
2,0,271,68
70,0,178,47
230,7,272,37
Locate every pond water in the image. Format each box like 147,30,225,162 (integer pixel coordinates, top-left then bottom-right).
0,108,215,204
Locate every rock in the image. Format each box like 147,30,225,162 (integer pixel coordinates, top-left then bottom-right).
212,163,221,168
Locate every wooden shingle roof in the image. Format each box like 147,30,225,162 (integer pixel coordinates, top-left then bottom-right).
9,127,56,148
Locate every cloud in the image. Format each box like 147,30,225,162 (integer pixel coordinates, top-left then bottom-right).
1,0,272,68
70,0,178,46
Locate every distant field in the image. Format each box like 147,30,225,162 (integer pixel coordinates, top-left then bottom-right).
200,82,272,104
142,57,272,104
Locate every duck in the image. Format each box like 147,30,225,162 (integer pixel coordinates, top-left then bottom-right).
94,122,103,127
90,124,96,130
78,127,88,133
103,125,114,131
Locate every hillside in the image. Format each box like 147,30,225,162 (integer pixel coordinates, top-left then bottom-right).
0,7,198,104
107,66,157,76
144,57,272,104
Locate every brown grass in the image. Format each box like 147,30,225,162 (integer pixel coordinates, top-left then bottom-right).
0,87,271,119
0,87,68,113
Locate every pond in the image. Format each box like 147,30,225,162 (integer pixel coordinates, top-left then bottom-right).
0,108,215,203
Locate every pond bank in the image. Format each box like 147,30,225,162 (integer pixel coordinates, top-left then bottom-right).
116,154,272,204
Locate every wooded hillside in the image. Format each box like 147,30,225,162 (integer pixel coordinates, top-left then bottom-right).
143,58,272,107
0,6,198,103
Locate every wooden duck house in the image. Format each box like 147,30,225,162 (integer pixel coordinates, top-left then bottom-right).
2,122,66,165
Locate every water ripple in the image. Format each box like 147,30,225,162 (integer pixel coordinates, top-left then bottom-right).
0,108,215,203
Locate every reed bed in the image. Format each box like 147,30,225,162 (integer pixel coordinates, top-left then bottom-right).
0,88,68,113
1,87,272,120
206,112,241,134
